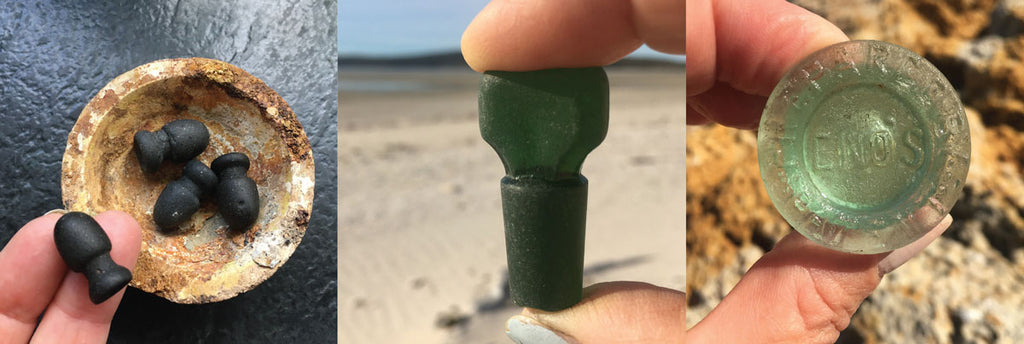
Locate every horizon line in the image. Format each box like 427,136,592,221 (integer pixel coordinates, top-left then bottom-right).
338,50,686,64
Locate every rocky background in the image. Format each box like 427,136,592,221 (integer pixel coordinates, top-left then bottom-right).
687,1,1024,343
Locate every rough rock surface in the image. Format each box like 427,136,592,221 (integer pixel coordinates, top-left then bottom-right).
0,1,337,343
688,1,1024,343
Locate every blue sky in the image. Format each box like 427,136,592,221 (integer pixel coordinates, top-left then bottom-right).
338,1,683,62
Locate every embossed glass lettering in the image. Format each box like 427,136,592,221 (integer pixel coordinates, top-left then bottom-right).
758,40,970,254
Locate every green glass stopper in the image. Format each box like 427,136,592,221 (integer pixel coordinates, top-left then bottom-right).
479,67,609,311
759,40,970,254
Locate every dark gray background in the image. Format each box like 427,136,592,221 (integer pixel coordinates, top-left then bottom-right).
0,1,337,342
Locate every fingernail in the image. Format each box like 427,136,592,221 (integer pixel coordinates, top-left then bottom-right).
44,209,68,216
506,315,576,344
878,215,953,276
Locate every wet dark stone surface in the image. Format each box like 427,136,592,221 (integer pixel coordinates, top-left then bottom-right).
0,1,337,342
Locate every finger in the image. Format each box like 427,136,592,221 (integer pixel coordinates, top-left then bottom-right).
686,104,712,126
630,0,685,55
689,215,952,343
461,0,683,72
31,211,141,344
687,82,768,129
507,282,686,343
0,211,67,343
685,0,716,95
878,215,954,276
686,0,847,126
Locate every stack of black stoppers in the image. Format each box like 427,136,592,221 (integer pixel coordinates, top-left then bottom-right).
134,119,260,232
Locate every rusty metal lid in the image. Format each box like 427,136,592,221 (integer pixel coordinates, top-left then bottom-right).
62,57,315,303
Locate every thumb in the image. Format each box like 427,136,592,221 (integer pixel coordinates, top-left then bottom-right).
689,215,952,343
506,282,686,343
30,210,142,343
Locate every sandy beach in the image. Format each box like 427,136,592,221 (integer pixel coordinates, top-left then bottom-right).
338,67,686,343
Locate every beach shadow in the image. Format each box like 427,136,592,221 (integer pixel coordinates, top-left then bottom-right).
474,255,653,314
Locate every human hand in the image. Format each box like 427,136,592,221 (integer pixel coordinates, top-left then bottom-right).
686,0,847,129
465,0,953,343
687,1,952,343
0,210,141,343
504,215,948,344
463,0,687,342
461,0,683,72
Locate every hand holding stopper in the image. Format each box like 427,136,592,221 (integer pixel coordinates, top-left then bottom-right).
53,212,133,304
479,67,609,311
134,119,210,174
212,153,260,232
153,160,218,231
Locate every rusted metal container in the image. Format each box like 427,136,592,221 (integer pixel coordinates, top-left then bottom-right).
62,58,315,304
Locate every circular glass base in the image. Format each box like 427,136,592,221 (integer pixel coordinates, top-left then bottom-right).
758,40,970,254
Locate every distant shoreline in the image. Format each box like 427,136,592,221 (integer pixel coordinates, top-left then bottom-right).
339,51,685,70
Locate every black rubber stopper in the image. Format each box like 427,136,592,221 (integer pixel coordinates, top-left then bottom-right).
53,212,133,304
133,119,210,173
152,160,218,231
501,176,587,311
211,152,260,232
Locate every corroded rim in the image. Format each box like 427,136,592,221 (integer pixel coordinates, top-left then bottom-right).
62,58,315,303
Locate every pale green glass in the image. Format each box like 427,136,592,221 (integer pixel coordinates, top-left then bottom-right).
759,40,971,254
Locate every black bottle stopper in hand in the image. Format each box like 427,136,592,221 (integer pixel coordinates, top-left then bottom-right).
134,119,210,174
153,160,218,231
211,153,260,232
53,212,133,304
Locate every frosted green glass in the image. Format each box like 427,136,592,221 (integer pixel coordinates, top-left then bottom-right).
480,68,609,180
759,40,970,254
479,67,608,311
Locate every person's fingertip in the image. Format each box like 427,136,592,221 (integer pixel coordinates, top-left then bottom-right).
461,0,643,72
518,282,687,343
0,210,71,341
685,0,716,94
460,30,485,73
631,0,685,54
43,208,68,217
711,0,849,96
26,211,64,229
93,210,142,268
94,210,140,227
93,210,142,237
877,215,953,276
686,104,711,126
687,84,766,129
506,315,577,344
